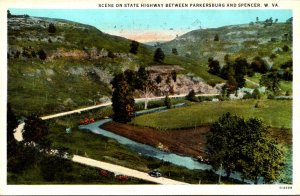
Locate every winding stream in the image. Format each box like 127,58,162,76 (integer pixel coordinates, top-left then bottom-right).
79,117,257,184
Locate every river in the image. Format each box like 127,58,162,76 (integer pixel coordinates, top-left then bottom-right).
79,117,257,184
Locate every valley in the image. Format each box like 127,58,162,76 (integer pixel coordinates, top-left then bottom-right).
7,10,293,185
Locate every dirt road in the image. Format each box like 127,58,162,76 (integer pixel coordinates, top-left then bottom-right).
41,93,219,120
72,155,189,185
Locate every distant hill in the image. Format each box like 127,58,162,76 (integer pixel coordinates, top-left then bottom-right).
7,14,222,116
7,14,292,116
161,21,292,67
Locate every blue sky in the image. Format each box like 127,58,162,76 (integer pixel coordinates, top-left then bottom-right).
10,9,292,42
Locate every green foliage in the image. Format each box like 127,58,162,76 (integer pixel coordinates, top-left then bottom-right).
252,88,261,99
111,73,135,123
214,34,219,41
155,75,162,84
208,58,220,75
154,48,165,63
260,71,280,94
7,143,39,173
37,49,47,60
186,90,198,102
23,114,49,144
129,40,139,54
251,56,269,73
48,23,56,34
40,154,73,181
282,45,289,52
172,48,178,55
164,95,172,109
171,70,177,82
207,113,285,183
7,103,18,145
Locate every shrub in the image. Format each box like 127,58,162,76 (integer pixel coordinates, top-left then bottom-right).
255,101,264,108
37,49,47,60
48,23,56,33
186,90,198,102
164,95,172,109
282,45,289,52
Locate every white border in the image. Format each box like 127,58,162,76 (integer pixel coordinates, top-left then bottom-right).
1,0,299,195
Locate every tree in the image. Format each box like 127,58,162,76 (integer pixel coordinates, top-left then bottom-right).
214,34,219,41
207,113,245,179
37,49,47,60
171,70,177,82
224,67,238,94
282,45,289,52
186,89,197,102
260,71,280,94
136,67,156,110
251,56,269,73
208,58,220,75
164,95,172,109
155,75,162,84
256,16,259,23
7,10,12,18
172,48,178,55
236,118,285,184
48,23,56,34
7,103,18,160
234,57,248,88
111,73,135,123
129,40,139,54
207,113,285,183
154,48,165,63
23,114,48,144
7,103,18,144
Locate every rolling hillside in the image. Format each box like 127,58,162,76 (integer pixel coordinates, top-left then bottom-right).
161,21,292,67
7,14,222,116
7,14,292,117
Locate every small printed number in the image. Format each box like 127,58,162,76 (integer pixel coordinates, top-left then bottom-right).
279,186,292,189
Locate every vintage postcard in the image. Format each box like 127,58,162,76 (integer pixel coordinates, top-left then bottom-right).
1,0,299,195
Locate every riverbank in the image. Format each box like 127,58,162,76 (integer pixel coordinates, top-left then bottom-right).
102,122,210,160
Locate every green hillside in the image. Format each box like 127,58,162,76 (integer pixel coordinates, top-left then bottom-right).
7,15,292,117
7,15,223,116
161,22,292,66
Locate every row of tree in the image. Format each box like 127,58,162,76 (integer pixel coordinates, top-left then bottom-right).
208,54,292,95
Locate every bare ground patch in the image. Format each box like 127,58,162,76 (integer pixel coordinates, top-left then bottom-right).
102,122,210,160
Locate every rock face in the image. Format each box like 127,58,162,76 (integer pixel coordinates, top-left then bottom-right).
146,65,220,97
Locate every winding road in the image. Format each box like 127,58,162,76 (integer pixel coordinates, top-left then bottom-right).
40,93,219,120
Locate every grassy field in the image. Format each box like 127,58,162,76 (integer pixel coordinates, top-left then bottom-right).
7,158,151,184
132,99,292,129
46,119,242,184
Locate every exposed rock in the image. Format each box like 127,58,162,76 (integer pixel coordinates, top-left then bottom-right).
63,98,76,106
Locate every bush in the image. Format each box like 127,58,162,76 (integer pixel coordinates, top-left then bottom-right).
48,23,56,34
254,101,264,108
37,49,47,60
282,45,289,52
186,90,198,102
252,88,261,99
164,95,172,109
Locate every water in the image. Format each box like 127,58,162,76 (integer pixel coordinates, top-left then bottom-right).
79,118,255,184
